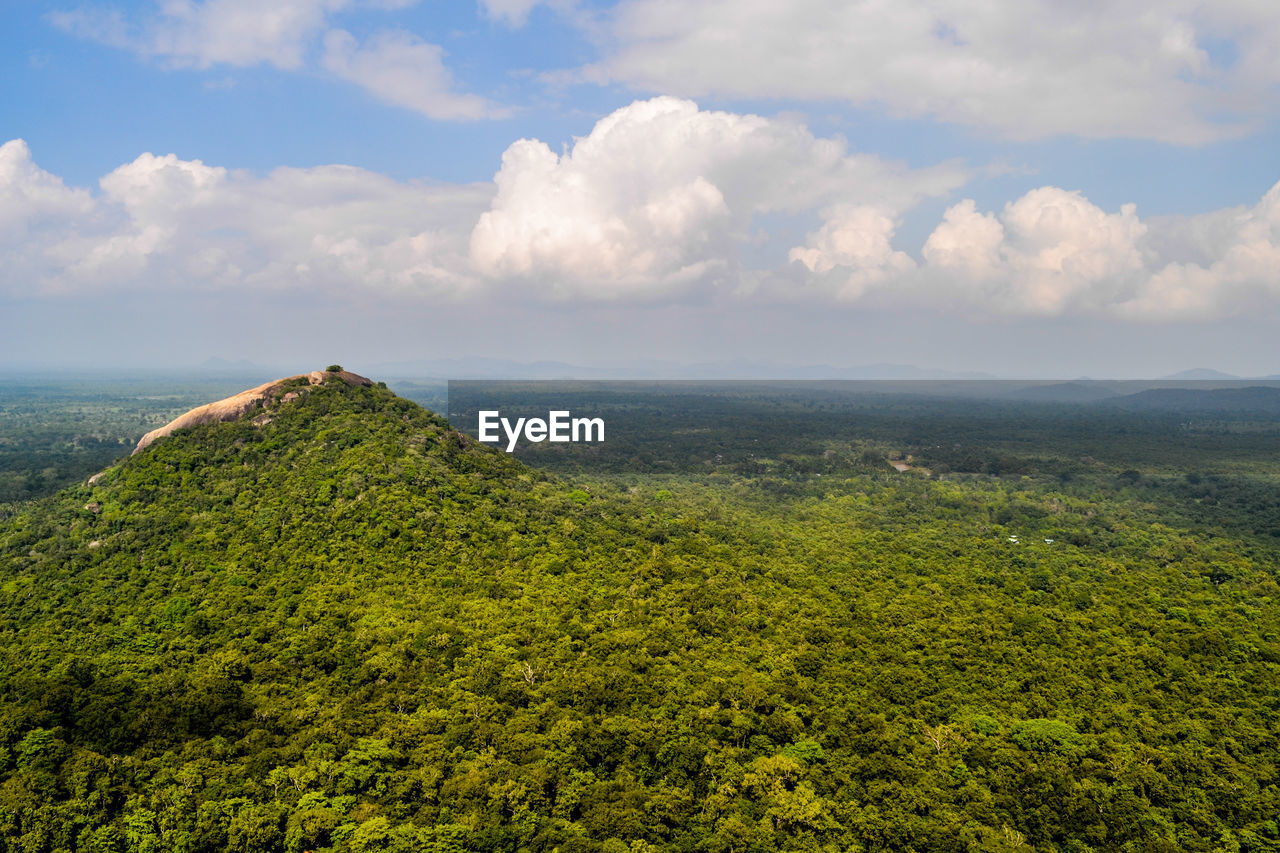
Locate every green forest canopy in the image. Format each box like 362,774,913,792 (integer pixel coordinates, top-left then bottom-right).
0,376,1277,852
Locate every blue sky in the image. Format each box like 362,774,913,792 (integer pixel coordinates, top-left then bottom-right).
3,0,1280,376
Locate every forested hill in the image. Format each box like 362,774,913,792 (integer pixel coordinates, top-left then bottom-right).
1106,385,1280,413
2,377,1280,852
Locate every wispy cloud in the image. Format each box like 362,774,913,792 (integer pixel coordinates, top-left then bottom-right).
49,0,506,120
50,0,349,69
322,29,509,120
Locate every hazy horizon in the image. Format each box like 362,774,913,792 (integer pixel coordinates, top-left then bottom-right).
3,355,1278,383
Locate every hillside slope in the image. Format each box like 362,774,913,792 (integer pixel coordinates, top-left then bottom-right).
1,377,1279,852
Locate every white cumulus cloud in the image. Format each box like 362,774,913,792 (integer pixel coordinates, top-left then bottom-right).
1115,183,1280,321
0,140,105,294
0,139,95,232
469,96,966,298
921,182,1280,320
924,188,1148,314
788,206,916,300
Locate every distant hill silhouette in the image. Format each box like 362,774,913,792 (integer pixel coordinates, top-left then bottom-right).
1106,385,1280,413
1159,368,1240,380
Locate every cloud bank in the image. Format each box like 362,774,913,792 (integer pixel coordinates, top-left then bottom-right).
583,0,1280,143
0,138,488,298
4,99,1279,319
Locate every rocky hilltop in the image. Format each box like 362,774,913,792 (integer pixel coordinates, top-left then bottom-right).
131,366,372,455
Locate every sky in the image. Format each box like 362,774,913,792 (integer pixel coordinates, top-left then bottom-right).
3,0,1280,377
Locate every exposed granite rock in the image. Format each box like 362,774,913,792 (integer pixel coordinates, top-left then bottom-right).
130,368,372,455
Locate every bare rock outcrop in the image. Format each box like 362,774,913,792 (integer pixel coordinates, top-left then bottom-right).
131,368,373,455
